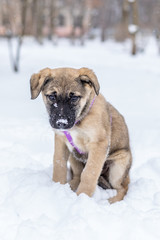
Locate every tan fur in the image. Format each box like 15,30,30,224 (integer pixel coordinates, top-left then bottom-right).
30,67,132,203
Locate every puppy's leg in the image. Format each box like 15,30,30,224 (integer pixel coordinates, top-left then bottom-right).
76,142,107,197
53,134,69,184
108,149,132,204
69,154,84,191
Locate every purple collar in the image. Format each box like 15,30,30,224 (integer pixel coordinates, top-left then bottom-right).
63,96,96,154
63,131,85,154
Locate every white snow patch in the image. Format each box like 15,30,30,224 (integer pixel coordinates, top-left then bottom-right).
53,103,58,108
56,119,68,124
128,24,139,34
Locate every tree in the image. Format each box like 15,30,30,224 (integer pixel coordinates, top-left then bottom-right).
6,0,28,72
128,0,139,55
68,0,88,45
154,0,160,54
48,0,57,41
115,0,139,55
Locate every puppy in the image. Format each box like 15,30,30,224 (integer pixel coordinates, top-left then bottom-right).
30,67,132,203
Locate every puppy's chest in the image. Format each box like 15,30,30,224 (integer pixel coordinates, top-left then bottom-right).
65,130,88,163
65,130,85,151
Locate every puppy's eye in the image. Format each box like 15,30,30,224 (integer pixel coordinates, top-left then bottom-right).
47,92,57,102
48,95,56,101
69,93,80,102
71,96,79,102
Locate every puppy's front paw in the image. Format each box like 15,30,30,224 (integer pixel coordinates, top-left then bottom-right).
69,178,80,191
52,175,66,184
76,183,95,197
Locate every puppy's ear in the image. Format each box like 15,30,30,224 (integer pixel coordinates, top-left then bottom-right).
30,68,51,99
79,68,100,95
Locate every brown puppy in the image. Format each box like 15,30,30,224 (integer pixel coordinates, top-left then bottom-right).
30,67,132,203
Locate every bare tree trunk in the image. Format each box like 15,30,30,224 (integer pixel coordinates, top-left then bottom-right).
122,0,129,39
155,0,160,54
100,0,108,42
35,0,44,44
69,0,87,46
100,4,106,42
129,0,139,55
79,0,87,46
70,15,76,45
115,0,139,54
130,33,136,55
48,0,56,41
7,0,28,72
69,1,77,45
7,36,23,72
31,0,38,36
115,0,129,41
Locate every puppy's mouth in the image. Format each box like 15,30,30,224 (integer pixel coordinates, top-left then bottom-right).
49,117,75,130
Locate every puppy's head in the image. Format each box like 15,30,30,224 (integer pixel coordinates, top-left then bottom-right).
30,67,100,130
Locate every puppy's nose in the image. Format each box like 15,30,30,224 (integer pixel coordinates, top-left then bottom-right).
56,119,68,129
57,122,67,129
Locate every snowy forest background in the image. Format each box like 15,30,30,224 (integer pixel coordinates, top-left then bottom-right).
0,1,160,240
1,0,160,71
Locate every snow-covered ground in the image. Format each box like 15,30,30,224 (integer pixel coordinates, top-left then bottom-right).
0,38,160,240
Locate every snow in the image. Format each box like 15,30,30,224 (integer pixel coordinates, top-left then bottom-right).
54,103,58,108
0,37,160,240
56,119,68,125
128,24,139,34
